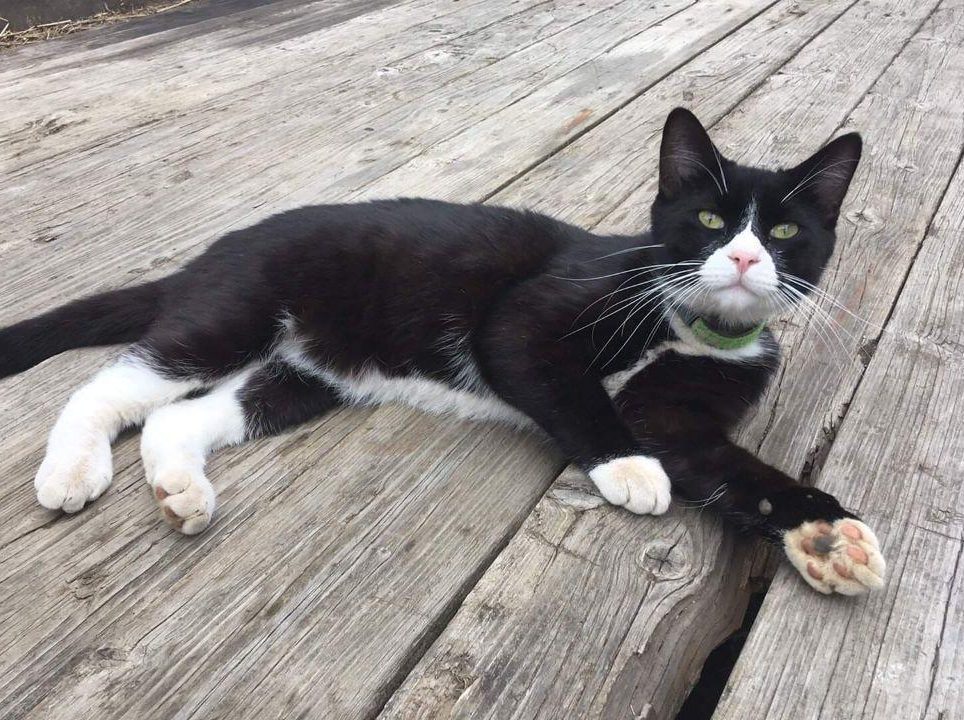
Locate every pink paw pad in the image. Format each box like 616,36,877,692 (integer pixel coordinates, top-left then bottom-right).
783,518,885,595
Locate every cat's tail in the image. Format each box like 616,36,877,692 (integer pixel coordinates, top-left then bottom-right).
0,279,166,379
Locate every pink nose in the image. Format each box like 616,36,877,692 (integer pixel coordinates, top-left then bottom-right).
728,249,761,275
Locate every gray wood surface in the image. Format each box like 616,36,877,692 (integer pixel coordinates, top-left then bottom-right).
716,162,964,716
713,6,964,717
1,0,961,718
380,1,963,717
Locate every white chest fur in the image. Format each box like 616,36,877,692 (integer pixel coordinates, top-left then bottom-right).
602,314,773,397
602,345,673,397
276,330,532,428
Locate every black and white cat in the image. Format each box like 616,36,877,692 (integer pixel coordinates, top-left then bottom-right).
0,108,884,595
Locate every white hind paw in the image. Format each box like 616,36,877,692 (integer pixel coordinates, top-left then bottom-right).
34,441,113,513
784,518,885,595
150,466,216,535
589,455,671,515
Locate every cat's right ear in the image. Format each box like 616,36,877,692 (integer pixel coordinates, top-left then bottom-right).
659,107,724,198
787,132,862,226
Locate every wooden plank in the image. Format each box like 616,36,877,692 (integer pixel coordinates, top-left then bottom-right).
0,2,751,717
0,0,518,167
1,0,690,316
0,407,559,719
343,0,774,201
714,140,964,720
378,1,963,717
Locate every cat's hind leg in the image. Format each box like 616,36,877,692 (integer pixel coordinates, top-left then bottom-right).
140,359,340,534
35,351,204,513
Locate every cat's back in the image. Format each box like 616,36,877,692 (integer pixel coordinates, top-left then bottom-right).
203,198,581,298
290,197,576,261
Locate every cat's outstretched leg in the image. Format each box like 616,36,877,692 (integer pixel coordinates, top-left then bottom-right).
140,360,339,534
615,355,886,595
642,439,886,594
140,372,250,535
35,352,203,513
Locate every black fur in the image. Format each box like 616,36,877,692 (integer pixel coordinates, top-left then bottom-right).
0,279,163,378
240,360,340,438
0,108,863,540
615,352,854,541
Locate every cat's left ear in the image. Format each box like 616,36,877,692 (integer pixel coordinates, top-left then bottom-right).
659,107,728,199
787,133,862,226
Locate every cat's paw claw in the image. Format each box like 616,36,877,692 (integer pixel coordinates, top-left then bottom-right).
589,455,671,516
784,518,885,595
151,467,215,535
34,443,112,513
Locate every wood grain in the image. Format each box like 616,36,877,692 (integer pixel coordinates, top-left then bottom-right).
380,1,961,717
715,133,964,720
0,1,760,717
0,0,527,168
1,0,961,717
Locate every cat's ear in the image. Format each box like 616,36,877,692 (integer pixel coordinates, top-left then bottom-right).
786,133,862,226
659,107,726,198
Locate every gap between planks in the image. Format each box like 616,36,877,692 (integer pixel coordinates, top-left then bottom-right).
378,0,963,716
0,0,948,716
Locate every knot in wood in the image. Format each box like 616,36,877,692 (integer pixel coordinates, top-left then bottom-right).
637,537,690,580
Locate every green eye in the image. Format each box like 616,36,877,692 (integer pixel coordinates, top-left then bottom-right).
770,222,799,239
698,211,724,229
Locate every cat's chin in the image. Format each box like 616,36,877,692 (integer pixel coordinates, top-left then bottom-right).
682,287,773,327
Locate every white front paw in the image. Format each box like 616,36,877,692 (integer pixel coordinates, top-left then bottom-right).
589,455,671,515
34,440,113,513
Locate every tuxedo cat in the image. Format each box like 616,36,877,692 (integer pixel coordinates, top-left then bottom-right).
0,108,884,595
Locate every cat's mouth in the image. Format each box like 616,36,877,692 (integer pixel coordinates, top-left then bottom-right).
722,281,756,295
676,282,777,326
709,284,763,312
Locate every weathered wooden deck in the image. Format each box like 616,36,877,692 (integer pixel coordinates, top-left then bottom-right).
1,1,962,717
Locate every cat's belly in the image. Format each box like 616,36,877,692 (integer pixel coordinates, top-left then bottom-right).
276,331,532,428
317,366,534,428
321,351,661,429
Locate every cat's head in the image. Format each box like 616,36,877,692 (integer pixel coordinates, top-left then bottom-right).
650,108,861,327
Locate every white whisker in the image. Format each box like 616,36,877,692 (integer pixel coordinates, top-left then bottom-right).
779,272,881,331
781,159,859,204
564,268,699,339
682,483,729,509
600,276,702,368
712,145,728,194
550,261,700,283
665,151,725,196
583,244,665,262
587,275,698,369
777,285,853,367
781,283,860,348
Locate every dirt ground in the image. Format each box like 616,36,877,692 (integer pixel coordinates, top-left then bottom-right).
0,0,196,48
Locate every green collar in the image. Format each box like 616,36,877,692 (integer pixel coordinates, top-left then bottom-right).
687,317,766,351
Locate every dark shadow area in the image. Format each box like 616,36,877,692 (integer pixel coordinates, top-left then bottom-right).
0,0,269,33
675,591,766,720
